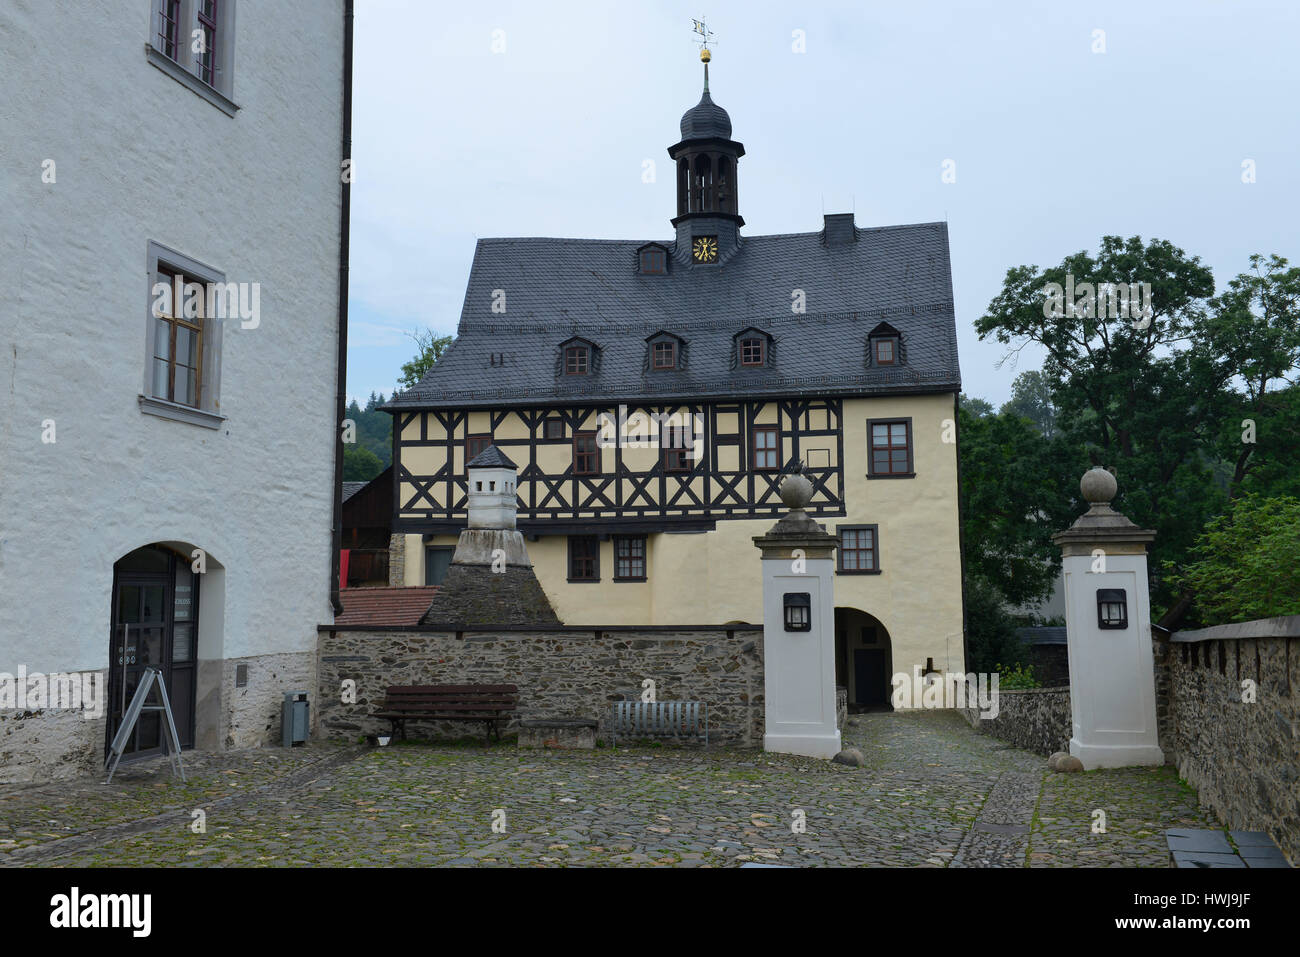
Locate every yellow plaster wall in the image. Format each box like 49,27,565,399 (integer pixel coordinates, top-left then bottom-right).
398,394,965,678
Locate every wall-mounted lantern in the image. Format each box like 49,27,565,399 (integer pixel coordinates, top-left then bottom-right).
1097,588,1128,629
783,592,811,632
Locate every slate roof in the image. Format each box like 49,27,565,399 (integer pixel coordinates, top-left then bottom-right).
341,481,367,503
466,445,517,469
387,221,960,410
679,88,732,140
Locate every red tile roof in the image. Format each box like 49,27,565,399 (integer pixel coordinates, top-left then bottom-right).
334,586,439,628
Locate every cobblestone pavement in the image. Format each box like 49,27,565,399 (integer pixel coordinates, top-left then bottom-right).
0,711,1218,867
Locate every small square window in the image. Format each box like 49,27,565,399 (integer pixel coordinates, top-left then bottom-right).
640,248,666,275
574,432,599,475
874,338,897,365
568,536,599,581
653,341,676,370
838,526,879,573
662,424,694,472
868,419,912,477
752,426,779,471
544,417,565,440
565,346,589,375
466,434,491,464
740,338,765,367
614,536,646,581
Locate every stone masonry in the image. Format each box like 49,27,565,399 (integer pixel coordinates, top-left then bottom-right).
318,627,765,746
960,687,1072,757
1156,618,1299,865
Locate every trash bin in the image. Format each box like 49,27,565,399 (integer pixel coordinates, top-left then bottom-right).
282,691,309,747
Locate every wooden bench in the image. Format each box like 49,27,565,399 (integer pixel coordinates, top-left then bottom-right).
374,684,518,743
611,700,707,746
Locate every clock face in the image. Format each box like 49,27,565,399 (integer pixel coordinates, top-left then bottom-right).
692,235,718,263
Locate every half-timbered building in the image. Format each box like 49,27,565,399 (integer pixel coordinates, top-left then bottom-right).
385,52,966,709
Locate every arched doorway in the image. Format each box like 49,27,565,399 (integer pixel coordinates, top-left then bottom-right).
834,607,893,712
107,544,200,760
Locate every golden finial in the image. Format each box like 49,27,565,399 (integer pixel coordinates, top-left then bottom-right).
700,47,711,63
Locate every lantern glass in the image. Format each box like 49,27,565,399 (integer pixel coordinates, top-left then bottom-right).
1096,589,1128,629
784,593,811,632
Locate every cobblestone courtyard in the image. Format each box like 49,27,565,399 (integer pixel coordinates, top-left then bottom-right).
0,711,1216,867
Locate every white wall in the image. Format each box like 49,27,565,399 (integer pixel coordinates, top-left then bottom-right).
0,0,344,674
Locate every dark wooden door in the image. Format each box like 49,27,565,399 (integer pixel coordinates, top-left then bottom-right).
107,547,197,760
853,648,888,708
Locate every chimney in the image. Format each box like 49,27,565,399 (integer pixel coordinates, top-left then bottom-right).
823,212,856,247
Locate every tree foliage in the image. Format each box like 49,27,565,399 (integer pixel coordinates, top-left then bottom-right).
396,329,453,394
1167,495,1300,623
343,444,383,481
974,237,1300,610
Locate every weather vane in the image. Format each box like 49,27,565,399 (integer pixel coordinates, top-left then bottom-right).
691,17,717,58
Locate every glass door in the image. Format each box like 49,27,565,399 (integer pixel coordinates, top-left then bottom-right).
106,544,199,760
109,576,169,758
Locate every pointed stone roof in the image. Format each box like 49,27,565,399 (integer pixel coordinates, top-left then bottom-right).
466,444,517,469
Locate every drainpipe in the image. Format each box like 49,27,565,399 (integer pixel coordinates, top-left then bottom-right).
330,0,355,616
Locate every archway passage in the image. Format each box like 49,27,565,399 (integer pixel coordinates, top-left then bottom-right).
107,544,198,760
835,607,893,713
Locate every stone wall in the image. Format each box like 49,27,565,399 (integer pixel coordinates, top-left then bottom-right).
388,533,406,588
1156,618,1299,865
317,627,764,746
0,669,107,784
960,687,1072,757
222,651,318,750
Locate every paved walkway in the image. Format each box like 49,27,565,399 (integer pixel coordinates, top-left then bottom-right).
0,711,1216,867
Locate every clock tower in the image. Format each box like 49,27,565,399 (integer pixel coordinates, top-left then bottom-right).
669,47,745,265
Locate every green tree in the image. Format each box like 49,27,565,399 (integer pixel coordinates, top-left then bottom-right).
396,329,453,393
976,236,1230,606
959,394,994,418
958,403,1084,673
1168,495,1300,623
343,445,383,481
1000,369,1057,438
959,405,1082,608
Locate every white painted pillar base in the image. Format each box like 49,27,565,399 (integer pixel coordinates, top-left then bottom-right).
764,730,841,760
1070,738,1164,770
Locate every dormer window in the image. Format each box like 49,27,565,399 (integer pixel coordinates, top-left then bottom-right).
557,337,599,378
565,345,589,375
644,331,685,372
638,244,668,275
874,338,897,365
867,322,904,368
733,328,774,370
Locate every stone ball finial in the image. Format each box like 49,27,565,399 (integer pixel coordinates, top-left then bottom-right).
779,472,813,510
1080,466,1117,506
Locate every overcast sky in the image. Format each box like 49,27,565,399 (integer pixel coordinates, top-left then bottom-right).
347,0,1299,407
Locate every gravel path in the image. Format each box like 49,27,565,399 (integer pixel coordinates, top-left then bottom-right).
0,711,1218,867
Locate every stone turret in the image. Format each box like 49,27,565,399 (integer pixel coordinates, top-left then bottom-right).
420,446,559,627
